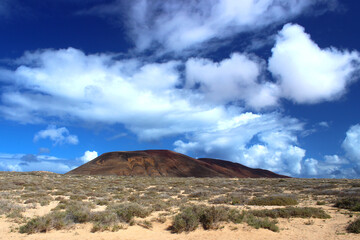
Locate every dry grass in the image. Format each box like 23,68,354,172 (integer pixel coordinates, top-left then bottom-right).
0,172,359,235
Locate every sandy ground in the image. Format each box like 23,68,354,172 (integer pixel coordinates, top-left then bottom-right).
1,202,359,240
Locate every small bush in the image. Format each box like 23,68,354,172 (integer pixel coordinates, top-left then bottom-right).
249,207,330,219
19,211,69,234
200,206,229,230
188,191,209,199
94,198,109,206
138,220,153,229
0,200,24,219
65,202,91,223
228,209,245,224
69,194,87,201
90,211,119,232
347,218,360,234
170,205,279,233
334,197,360,211
249,196,298,206
245,215,279,232
107,203,151,223
171,207,199,233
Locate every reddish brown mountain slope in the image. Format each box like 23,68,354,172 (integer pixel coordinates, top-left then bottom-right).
66,150,288,178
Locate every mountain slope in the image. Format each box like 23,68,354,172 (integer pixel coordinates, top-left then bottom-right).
66,150,288,178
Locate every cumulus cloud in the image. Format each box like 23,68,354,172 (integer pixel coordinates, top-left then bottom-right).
0,48,238,141
34,125,79,145
175,112,305,176
1,46,358,177
300,124,360,178
78,150,98,163
185,53,279,109
301,155,355,178
269,23,360,104
342,124,360,162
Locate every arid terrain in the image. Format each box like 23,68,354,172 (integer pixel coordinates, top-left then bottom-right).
0,171,360,240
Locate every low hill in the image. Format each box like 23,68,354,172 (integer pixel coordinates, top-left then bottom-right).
66,150,288,178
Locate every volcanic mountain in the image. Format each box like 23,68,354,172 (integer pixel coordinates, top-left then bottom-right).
66,150,288,178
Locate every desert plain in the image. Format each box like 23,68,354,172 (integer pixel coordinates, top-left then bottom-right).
0,171,360,240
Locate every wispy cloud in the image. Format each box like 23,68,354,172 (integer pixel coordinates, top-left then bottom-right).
34,125,79,145
81,0,336,55
0,152,74,173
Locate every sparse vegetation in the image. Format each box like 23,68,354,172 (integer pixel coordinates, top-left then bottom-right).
19,211,70,234
107,202,152,223
0,172,358,237
249,207,330,219
248,195,298,206
0,199,24,219
347,218,360,234
245,215,279,232
170,205,279,233
334,197,360,211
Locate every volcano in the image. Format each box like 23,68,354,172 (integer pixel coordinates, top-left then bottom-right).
66,150,288,178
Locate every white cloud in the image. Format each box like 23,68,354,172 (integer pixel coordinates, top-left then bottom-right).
185,53,279,109
342,124,360,163
269,23,360,104
301,155,354,178
175,112,305,176
0,153,73,173
299,123,360,178
120,0,332,53
302,158,319,176
34,125,79,145
0,48,241,141
318,121,330,128
78,150,98,163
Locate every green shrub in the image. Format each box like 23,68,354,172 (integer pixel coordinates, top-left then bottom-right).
90,211,120,232
65,202,91,223
0,199,24,219
171,207,200,233
19,211,69,234
107,203,151,223
347,218,360,234
249,207,330,219
199,206,229,230
245,215,279,232
249,196,298,206
69,194,87,201
170,205,279,233
334,198,360,211
228,209,245,224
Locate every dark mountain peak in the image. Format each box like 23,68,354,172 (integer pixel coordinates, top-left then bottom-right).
67,150,289,178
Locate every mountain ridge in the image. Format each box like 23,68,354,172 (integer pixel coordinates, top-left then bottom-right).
66,150,289,178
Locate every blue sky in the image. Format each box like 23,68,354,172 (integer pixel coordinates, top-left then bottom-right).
0,0,360,178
